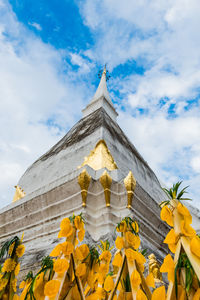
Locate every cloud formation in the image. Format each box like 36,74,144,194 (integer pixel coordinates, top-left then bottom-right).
28,22,42,31
79,0,200,207
0,0,89,207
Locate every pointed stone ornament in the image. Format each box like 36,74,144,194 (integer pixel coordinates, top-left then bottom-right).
100,170,112,207
82,65,118,121
78,169,91,207
79,139,118,171
124,171,136,209
12,185,26,202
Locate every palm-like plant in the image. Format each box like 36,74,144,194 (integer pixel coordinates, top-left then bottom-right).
161,181,191,207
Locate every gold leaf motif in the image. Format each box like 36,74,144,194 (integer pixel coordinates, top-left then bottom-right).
79,140,118,171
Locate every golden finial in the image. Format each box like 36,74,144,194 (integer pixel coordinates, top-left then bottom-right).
124,171,136,209
98,64,110,81
78,169,91,207
148,253,163,282
12,185,26,203
100,170,112,207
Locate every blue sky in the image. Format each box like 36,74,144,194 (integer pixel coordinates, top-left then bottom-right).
9,0,93,50
1,0,200,209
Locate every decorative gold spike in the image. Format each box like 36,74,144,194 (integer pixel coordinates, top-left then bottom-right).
78,169,91,207
79,139,118,171
12,185,26,203
148,253,163,282
100,170,112,207
124,171,136,209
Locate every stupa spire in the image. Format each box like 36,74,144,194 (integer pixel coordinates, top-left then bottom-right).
82,65,118,121
91,65,112,104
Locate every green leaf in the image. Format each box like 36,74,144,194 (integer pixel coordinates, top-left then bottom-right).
122,273,131,292
162,188,172,199
159,200,170,207
162,182,191,202
0,236,20,259
141,249,147,257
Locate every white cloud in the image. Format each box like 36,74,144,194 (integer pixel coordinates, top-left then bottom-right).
28,22,42,31
191,157,200,173
70,52,94,75
81,0,200,82
0,1,90,209
118,109,200,208
1,0,200,213
79,0,200,208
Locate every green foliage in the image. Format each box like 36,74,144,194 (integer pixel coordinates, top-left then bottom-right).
97,240,114,258
69,213,85,223
116,217,139,235
0,236,21,299
101,240,109,251
160,181,191,208
25,271,34,281
24,256,54,300
0,236,20,259
41,256,54,280
86,246,99,269
122,273,131,292
163,181,191,201
175,252,194,297
140,249,148,257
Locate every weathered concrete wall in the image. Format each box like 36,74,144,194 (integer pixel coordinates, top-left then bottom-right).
0,175,169,281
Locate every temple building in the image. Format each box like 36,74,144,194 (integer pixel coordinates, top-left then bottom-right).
0,67,199,278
